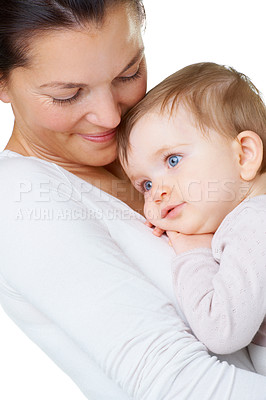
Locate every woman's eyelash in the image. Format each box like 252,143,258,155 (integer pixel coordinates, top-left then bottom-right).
52,90,81,106
118,66,143,83
52,64,143,106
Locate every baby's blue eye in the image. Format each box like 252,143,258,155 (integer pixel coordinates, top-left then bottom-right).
144,180,152,191
168,155,182,168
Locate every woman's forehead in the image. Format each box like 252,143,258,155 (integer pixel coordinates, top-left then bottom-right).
13,9,144,85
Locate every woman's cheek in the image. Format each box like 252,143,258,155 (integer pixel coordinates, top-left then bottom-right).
37,109,76,133
131,78,147,106
121,76,147,112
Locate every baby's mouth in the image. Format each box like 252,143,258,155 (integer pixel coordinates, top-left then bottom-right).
161,203,186,219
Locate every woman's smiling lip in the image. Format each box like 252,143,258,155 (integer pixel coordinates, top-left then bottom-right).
76,129,116,143
161,203,186,219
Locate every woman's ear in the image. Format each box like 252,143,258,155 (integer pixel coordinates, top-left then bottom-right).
0,81,11,103
234,131,263,181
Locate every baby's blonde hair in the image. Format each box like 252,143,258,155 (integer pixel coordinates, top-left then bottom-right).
117,62,266,171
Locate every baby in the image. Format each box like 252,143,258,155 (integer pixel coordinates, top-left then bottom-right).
117,62,266,375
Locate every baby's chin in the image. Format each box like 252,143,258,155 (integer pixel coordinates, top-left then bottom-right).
149,220,213,235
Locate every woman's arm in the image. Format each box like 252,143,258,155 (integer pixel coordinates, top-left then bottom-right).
1,156,266,399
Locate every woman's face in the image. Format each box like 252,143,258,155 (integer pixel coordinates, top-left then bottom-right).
1,5,147,167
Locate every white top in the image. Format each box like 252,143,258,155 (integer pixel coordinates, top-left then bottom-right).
172,196,266,374
0,150,266,400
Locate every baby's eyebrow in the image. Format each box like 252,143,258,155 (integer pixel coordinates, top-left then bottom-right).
153,144,189,157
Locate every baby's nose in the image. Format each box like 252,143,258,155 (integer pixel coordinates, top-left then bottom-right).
153,186,169,204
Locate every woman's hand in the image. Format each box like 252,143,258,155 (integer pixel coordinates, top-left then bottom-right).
166,231,213,255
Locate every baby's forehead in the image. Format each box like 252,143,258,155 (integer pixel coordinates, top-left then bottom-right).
124,146,142,173
123,144,149,182
124,140,171,183
128,111,168,145
130,110,160,133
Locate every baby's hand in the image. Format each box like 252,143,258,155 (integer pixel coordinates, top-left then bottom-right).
144,220,165,237
166,231,213,255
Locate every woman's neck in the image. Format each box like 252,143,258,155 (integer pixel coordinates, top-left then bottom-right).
5,136,144,215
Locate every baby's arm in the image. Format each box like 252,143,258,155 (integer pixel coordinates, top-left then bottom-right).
167,231,213,254
171,205,266,355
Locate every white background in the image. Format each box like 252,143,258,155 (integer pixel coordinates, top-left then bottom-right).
0,0,265,398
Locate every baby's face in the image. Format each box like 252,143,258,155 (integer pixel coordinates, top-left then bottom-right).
124,105,245,234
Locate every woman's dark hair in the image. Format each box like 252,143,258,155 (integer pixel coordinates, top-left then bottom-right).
0,0,145,82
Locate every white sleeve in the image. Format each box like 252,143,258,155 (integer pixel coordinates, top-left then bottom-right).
1,158,266,400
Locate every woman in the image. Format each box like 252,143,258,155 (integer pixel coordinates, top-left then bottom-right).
0,1,265,399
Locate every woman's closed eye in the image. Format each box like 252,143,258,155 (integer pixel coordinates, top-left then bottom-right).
118,67,143,83
52,89,82,106
51,64,144,106
117,60,145,84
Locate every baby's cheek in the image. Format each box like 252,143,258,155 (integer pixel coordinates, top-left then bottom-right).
143,201,162,227
143,201,155,223
143,201,150,221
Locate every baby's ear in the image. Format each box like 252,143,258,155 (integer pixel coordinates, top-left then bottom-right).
234,131,263,181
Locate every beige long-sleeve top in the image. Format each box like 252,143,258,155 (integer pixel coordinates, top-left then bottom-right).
172,196,266,364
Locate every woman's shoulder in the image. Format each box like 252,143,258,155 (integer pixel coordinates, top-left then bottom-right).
0,150,121,212
0,150,86,208
0,150,87,196
0,150,68,182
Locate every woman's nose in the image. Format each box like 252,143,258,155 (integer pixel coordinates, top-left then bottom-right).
84,88,121,129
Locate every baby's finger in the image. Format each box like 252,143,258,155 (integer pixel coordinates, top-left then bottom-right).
152,227,165,237
144,220,154,228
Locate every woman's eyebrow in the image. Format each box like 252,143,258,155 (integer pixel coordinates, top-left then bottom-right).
39,82,87,89
39,48,145,89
